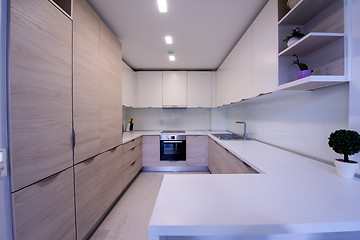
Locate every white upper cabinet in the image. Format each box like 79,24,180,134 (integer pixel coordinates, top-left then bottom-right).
137,71,163,108
187,71,212,108
122,61,135,107
217,24,253,106
162,71,187,107
252,0,278,96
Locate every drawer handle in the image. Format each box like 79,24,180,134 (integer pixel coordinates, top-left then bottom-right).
130,161,136,166
42,172,60,182
130,146,136,151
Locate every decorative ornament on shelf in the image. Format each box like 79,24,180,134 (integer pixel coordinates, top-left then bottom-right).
291,54,312,79
283,28,304,47
287,0,300,9
328,129,360,179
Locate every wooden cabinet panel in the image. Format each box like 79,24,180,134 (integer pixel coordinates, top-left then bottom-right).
12,168,76,240
74,155,103,240
142,136,160,166
186,136,207,166
73,0,101,164
123,143,141,170
187,72,212,108
99,21,123,152
208,138,257,174
123,138,141,153
137,72,163,108
162,71,187,107
123,156,142,188
9,0,73,191
101,146,123,210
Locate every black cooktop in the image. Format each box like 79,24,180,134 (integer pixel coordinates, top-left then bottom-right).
161,130,185,134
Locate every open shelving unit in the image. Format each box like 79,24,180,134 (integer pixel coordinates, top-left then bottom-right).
277,0,347,91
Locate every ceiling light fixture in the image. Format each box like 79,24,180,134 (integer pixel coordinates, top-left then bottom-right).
169,55,175,61
157,0,167,13
165,36,173,44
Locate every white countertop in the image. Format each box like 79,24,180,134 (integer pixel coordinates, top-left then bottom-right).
148,133,360,239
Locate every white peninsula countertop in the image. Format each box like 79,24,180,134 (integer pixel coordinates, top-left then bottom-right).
148,134,360,240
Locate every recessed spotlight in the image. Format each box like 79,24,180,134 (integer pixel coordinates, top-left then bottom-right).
157,0,167,13
169,55,175,61
165,36,173,44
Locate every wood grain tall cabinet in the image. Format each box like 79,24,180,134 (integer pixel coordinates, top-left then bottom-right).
8,0,75,239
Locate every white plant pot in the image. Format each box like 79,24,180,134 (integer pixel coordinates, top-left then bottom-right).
334,159,359,179
287,37,300,47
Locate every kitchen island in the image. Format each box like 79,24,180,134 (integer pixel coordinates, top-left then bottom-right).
148,134,360,240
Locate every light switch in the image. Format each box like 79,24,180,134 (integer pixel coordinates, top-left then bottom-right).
0,149,7,177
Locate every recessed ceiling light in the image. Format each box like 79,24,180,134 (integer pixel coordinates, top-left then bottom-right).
165,36,173,44
169,55,175,61
157,0,167,13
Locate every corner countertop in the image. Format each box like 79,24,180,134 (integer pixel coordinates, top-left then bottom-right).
148,132,360,239
122,130,207,143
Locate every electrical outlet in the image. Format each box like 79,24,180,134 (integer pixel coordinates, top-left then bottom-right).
0,149,7,177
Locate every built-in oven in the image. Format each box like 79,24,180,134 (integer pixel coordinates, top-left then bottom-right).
160,131,186,161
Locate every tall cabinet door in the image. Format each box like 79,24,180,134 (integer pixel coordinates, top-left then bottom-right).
162,71,187,107
99,21,123,152
73,0,101,164
8,0,73,191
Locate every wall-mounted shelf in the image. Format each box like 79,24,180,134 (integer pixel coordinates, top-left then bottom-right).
279,0,337,25
279,32,344,56
278,75,347,91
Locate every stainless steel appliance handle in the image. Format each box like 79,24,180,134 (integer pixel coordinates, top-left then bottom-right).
163,140,183,143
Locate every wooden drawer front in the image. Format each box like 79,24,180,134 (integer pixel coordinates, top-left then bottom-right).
123,143,141,170
101,146,123,210
123,137,141,153
123,157,142,188
12,168,76,240
9,0,73,191
75,155,103,240
142,136,160,166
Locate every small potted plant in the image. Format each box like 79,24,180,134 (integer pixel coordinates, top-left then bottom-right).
328,129,360,179
283,28,304,47
292,54,312,79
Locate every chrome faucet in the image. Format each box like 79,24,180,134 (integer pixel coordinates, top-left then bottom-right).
235,121,247,140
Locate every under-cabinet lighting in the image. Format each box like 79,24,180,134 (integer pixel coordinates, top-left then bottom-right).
157,0,167,13
169,55,175,61
165,36,173,44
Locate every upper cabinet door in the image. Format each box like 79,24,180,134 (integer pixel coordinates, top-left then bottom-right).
252,0,278,95
99,21,123,152
137,71,163,108
9,0,73,191
187,72,212,108
73,0,101,164
162,71,187,107
122,61,136,107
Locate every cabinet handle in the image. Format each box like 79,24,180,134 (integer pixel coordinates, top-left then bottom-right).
83,156,96,164
42,172,60,182
130,146,136,151
130,160,136,166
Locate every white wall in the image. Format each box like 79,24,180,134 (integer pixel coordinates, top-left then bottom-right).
123,107,227,131
227,84,349,163
0,0,13,239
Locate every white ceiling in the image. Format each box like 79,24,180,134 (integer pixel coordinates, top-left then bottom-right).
87,0,268,71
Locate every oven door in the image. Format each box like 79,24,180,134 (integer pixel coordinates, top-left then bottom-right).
160,140,186,161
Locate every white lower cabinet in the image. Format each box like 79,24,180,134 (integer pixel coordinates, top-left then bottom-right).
12,168,76,240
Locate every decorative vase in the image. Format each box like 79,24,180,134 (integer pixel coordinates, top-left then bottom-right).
287,37,300,47
287,0,300,9
334,159,359,179
296,70,311,79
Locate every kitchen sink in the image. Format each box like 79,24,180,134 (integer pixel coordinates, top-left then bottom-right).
212,133,245,140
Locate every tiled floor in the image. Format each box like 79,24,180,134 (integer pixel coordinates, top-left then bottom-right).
90,171,209,240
